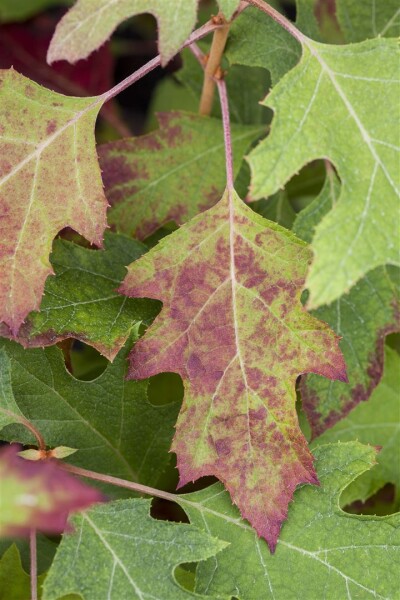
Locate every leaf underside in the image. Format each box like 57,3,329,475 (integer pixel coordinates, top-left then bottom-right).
47,0,240,66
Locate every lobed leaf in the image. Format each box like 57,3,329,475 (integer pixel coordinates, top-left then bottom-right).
0,444,103,537
336,0,400,42
0,544,46,599
100,112,263,239
47,0,240,67
179,442,400,599
0,232,159,360
42,498,228,600
0,69,107,334
248,36,400,308
294,171,400,434
0,339,179,490
313,346,400,505
120,187,346,550
226,7,301,84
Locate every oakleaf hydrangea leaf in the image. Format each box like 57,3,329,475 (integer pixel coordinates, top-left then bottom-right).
0,339,179,490
294,172,400,434
0,444,103,537
99,112,263,239
42,498,228,600
47,0,240,67
336,0,400,42
248,37,400,308
179,442,400,600
0,232,159,360
313,346,400,505
226,7,301,84
120,188,346,551
0,69,108,334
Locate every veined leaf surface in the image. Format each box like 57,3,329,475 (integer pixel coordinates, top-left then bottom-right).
120,188,346,550
248,37,400,308
0,70,107,333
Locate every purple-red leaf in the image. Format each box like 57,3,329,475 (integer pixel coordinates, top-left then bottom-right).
120,188,346,551
0,69,108,333
0,445,103,537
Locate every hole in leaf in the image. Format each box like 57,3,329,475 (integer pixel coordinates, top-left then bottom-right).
342,483,399,516
150,497,189,524
147,372,184,406
69,341,108,381
174,564,196,593
386,332,400,355
143,221,179,248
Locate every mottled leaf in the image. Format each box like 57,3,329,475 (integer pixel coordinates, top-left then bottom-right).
294,171,400,434
120,187,346,550
0,69,108,333
100,112,263,239
0,339,179,491
0,444,103,537
48,0,239,67
0,232,159,360
336,0,400,41
248,37,400,308
43,498,227,600
179,442,400,600
313,346,400,505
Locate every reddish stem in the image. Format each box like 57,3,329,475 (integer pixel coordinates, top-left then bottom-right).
101,18,231,105
245,0,306,44
216,78,234,189
61,463,178,504
0,408,46,451
30,529,37,600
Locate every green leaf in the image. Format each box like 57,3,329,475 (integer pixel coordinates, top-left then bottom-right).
0,232,159,360
47,0,239,67
0,69,108,333
0,348,24,431
295,171,400,434
99,112,263,239
0,544,45,600
248,36,400,308
120,187,345,550
178,442,400,599
313,346,400,505
336,0,400,41
0,444,103,537
0,0,70,21
0,339,179,490
226,7,301,84
218,0,240,19
42,498,228,600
